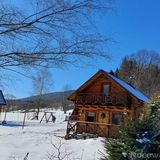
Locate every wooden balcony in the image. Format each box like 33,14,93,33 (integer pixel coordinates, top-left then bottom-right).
66,120,120,138
75,93,131,107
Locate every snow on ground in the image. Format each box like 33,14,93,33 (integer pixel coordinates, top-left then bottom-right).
0,109,104,160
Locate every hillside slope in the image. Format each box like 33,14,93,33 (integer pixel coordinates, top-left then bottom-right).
7,90,74,110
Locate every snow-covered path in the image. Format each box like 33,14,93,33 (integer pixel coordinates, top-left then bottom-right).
0,110,104,160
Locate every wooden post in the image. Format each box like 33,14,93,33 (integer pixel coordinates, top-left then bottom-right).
108,125,110,137
40,112,45,123
22,111,27,129
2,110,7,124
40,112,56,123
4,111,7,121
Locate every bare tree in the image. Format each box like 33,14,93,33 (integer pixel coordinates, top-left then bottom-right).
118,50,160,97
47,138,78,160
32,67,53,120
61,84,72,113
0,0,111,71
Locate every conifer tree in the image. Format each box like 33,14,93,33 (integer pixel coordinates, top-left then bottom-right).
101,99,160,160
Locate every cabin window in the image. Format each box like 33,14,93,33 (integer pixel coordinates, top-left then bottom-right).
112,113,123,125
102,84,110,96
87,111,95,122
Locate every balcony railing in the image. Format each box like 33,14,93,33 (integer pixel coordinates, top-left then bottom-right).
75,93,131,106
66,120,120,138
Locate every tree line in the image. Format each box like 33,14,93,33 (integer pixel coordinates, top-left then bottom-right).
115,49,160,98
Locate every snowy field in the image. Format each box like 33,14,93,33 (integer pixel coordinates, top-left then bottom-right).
0,109,104,160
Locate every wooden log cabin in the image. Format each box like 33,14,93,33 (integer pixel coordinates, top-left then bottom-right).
66,70,151,138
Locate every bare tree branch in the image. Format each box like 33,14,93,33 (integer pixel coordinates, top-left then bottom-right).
0,0,112,69
47,138,76,160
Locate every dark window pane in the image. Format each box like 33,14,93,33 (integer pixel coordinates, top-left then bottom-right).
112,113,122,125
103,84,109,96
87,112,95,122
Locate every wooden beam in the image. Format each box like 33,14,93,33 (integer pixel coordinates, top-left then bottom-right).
78,105,131,113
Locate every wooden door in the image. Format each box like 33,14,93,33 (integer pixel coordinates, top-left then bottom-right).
98,111,109,124
98,111,109,136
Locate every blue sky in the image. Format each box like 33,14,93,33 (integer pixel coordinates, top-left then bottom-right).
3,0,160,98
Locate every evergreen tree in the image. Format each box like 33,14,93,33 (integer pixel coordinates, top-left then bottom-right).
118,57,137,83
101,99,160,160
109,70,115,76
114,68,119,77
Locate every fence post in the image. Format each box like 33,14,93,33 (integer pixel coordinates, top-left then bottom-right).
22,111,27,129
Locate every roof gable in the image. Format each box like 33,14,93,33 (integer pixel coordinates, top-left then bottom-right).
68,70,104,100
68,70,151,103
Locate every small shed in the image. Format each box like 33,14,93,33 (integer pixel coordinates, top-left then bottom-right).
66,70,151,138
0,90,7,112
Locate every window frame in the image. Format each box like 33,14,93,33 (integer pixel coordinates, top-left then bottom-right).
86,111,96,122
101,83,111,96
112,112,123,125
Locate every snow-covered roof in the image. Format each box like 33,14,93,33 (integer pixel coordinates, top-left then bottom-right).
106,72,151,103
0,90,7,105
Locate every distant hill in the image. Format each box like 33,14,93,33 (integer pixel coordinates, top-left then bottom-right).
7,90,74,111
19,90,74,103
